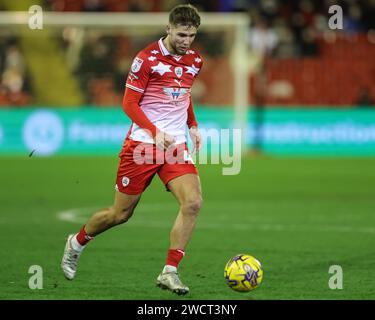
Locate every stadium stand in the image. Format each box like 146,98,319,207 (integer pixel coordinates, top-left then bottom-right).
0,0,373,107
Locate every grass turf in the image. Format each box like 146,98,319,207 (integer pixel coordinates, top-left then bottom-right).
0,156,374,300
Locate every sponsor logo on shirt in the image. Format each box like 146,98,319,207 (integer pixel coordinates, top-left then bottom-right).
163,87,189,100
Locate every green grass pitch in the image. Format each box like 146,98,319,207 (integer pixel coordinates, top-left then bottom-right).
0,155,374,299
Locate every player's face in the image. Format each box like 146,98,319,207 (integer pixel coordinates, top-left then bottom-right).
167,24,197,55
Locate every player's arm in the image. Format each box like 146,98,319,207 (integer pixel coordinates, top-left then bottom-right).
187,96,198,129
124,53,175,150
187,54,203,152
122,88,175,150
122,88,157,138
187,96,202,152
123,53,157,138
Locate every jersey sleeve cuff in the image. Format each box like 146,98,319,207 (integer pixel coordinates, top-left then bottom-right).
126,84,145,93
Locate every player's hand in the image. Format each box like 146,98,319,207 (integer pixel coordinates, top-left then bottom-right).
189,126,202,154
155,131,176,151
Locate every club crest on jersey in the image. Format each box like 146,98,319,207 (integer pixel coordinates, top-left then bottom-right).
131,57,143,73
174,67,183,78
163,87,188,100
122,176,130,187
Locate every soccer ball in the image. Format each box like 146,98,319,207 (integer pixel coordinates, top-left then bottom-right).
224,254,263,292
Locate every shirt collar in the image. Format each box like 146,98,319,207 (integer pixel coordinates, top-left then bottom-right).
158,37,182,59
158,37,170,56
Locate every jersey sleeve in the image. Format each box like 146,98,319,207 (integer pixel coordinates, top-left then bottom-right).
122,87,158,138
125,51,150,94
187,96,198,128
195,53,204,77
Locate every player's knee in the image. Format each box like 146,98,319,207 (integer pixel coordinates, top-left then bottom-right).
182,196,202,215
110,206,135,225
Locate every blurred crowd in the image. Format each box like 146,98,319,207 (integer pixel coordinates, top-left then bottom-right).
45,2,374,39
43,0,375,58
196,0,374,59
0,0,374,107
246,0,374,58
0,37,32,106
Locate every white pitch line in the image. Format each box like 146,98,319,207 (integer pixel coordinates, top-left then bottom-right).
56,206,375,234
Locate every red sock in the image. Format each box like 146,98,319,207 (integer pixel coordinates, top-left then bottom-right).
76,225,94,246
166,249,185,268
